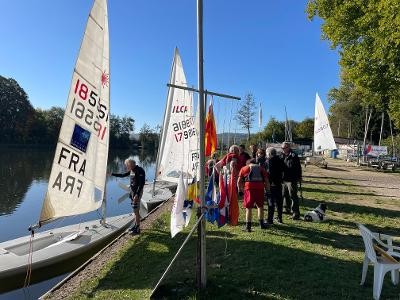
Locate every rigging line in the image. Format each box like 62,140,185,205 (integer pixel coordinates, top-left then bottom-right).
151,212,205,297
216,95,221,150
233,100,239,144
227,100,234,146
183,88,190,177
221,116,226,156
23,233,34,288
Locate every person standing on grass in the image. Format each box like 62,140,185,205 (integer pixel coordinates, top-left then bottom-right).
111,158,145,234
280,142,302,220
266,147,284,224
237,160,270,232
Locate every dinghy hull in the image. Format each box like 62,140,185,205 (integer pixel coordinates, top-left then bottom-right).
0,214,133,292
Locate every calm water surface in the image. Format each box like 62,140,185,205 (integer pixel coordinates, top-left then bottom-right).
0,147,156,299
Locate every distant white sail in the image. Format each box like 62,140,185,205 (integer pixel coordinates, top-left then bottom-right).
314,93,336,152
40,0,110,223
155,48,199,183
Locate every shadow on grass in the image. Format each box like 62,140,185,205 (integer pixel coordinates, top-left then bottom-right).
78,217,400,300
303,175,370,182
299,197,400,220
303,180,400,190
325,166,350,172
301,186,398,199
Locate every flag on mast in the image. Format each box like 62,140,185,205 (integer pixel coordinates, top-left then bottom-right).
205,97,217,156
258,102,262,128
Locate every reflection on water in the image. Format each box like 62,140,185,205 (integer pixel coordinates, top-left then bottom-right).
0,148,157,218
0,147,157,298
0,149,52,216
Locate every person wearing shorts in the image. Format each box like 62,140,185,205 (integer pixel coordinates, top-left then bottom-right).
111,158,145,234
237,162,270,232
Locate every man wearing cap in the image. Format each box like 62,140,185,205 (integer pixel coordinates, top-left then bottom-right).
280,142,302,220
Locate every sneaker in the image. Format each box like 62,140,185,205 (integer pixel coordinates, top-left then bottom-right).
129,225,141,235
292,215,300,221
275,217,283,224
260,222,269,229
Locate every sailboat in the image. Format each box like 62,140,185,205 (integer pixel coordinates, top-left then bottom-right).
155,48,199,184
117,48,199,211
0,0,133,288
306,93,337,168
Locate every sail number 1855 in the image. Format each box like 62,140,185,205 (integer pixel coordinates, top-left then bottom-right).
70,79,109,140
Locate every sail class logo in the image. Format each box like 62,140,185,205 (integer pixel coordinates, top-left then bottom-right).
101,70,109,88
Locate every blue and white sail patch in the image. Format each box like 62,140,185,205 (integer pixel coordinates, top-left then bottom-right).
71,124,91,152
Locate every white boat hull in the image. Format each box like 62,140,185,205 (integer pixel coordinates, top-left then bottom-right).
118,181,175,211
0,214,133,292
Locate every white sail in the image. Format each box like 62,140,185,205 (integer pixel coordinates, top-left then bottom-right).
40,0,110,223
314,93,336,152
155,48,199,183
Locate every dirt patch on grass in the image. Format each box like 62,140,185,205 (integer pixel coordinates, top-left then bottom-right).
43,199,173,300
303,158,400,211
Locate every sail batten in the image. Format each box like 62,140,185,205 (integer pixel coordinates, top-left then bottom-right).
314,93,336,152
39,0,110,223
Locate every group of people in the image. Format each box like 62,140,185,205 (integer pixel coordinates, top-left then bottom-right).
211,142,302,232
110,141,302,236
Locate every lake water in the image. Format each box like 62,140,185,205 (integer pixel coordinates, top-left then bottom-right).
0,147,156,299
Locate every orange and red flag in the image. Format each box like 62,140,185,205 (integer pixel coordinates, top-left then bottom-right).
205,99,217,156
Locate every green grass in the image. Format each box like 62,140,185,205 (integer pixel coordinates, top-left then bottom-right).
66,170,400,300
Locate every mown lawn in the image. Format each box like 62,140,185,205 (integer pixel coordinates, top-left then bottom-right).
67,166,400,299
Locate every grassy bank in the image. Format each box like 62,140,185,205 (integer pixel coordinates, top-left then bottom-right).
66,166,400,299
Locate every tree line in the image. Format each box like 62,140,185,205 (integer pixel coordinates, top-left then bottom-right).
306,0,400,154
233,2,400,155
0,75,138,148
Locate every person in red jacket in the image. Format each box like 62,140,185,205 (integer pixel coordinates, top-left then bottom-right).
237,161,270,232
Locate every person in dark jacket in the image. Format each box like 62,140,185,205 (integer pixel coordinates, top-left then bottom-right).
280,142,302,220
266,147,284,224
111,158,145,234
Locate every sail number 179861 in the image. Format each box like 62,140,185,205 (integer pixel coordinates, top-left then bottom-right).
70,78,109,140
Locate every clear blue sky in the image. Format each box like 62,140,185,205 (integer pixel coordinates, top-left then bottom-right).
0,0,339,134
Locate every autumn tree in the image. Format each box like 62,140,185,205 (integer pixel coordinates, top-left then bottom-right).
293,118,314,139
307,0,400,127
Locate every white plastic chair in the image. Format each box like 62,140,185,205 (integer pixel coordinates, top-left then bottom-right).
358,223,400,299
